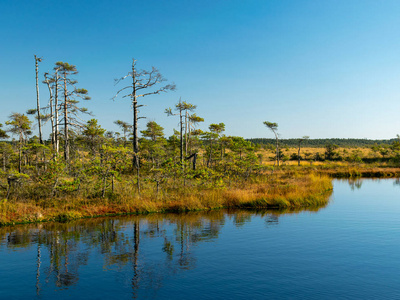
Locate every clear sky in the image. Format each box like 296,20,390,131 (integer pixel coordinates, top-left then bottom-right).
1,0,400,140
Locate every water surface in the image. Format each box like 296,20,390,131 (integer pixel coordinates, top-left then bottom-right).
1,179,400,299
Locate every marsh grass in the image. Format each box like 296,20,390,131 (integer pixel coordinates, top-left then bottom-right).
0,172,333,226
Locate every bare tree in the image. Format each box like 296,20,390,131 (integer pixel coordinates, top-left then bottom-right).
53,67,60,154
113,58,175,193
34,55,43,144
43,72,55,148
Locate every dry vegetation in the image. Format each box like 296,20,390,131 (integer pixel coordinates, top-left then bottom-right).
0,172,332,226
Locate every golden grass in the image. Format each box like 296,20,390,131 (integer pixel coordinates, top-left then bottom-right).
256,146,381,166
0,173,333,226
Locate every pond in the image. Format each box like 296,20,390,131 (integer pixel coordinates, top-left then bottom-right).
1,179,400,299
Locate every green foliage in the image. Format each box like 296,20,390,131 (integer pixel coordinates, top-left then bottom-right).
55,61,77,72
325,143,339,161
263,121,278,132
249,138,399,148
5,113,32,139
0,124,8,140
1,57,399,218
57,179,80,193
141,121,164,141
209,123,225,134
82,119,106,155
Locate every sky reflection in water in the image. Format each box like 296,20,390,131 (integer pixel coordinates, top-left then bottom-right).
0,179,399,299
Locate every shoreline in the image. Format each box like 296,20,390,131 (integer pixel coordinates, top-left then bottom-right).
0,173,333,227
2,165,399,228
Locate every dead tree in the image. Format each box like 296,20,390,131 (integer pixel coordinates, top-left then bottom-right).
34,55,43,144
54,67,60,154
113,58,175,193
41,68,62,156
43,73,55,147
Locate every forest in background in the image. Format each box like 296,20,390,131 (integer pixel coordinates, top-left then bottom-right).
249,138,399,148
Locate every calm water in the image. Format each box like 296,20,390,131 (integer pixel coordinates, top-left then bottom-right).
1,179,400,299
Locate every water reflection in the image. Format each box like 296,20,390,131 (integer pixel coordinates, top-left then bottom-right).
343,178,400,190
394,178,400,186
348,178,363,191
0,206,329,298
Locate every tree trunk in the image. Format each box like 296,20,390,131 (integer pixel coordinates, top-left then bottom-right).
63,71,69,163
35,55,43,144
180,107,184,169
275,135,279,167
193,153,197,170
44,74,54,147
131,60,140,194
54,69,59,154
188,119,192,154
18,142,22,173
185,110,188,157
208,138,213,168
298,142,301,166
102,173,107,198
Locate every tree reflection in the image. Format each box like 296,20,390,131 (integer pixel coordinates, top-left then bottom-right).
265,214,279,226
0,205,329,297
348,178,363,191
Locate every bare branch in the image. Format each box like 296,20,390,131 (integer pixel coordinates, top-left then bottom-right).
112,86,132,100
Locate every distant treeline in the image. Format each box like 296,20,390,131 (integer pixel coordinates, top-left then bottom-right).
248,138,398,148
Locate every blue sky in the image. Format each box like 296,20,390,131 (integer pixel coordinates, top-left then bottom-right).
1,0,400,139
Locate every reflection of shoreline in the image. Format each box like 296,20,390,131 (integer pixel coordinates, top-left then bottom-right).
0,205,332,297
336,178,400,191
0,199,332,240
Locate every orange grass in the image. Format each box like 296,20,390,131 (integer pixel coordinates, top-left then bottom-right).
0,173,332,226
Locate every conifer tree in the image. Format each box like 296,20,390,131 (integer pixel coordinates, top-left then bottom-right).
0,123,8,140
165,100,196,167
114,120,132,146
82,119,106,156
263,121,279,166
55,62,90,164
6,113,32,172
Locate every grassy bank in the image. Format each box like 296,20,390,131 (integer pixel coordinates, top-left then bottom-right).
321,166,400,178
0,173,332,227
263,162,400,178
303,163,400,178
